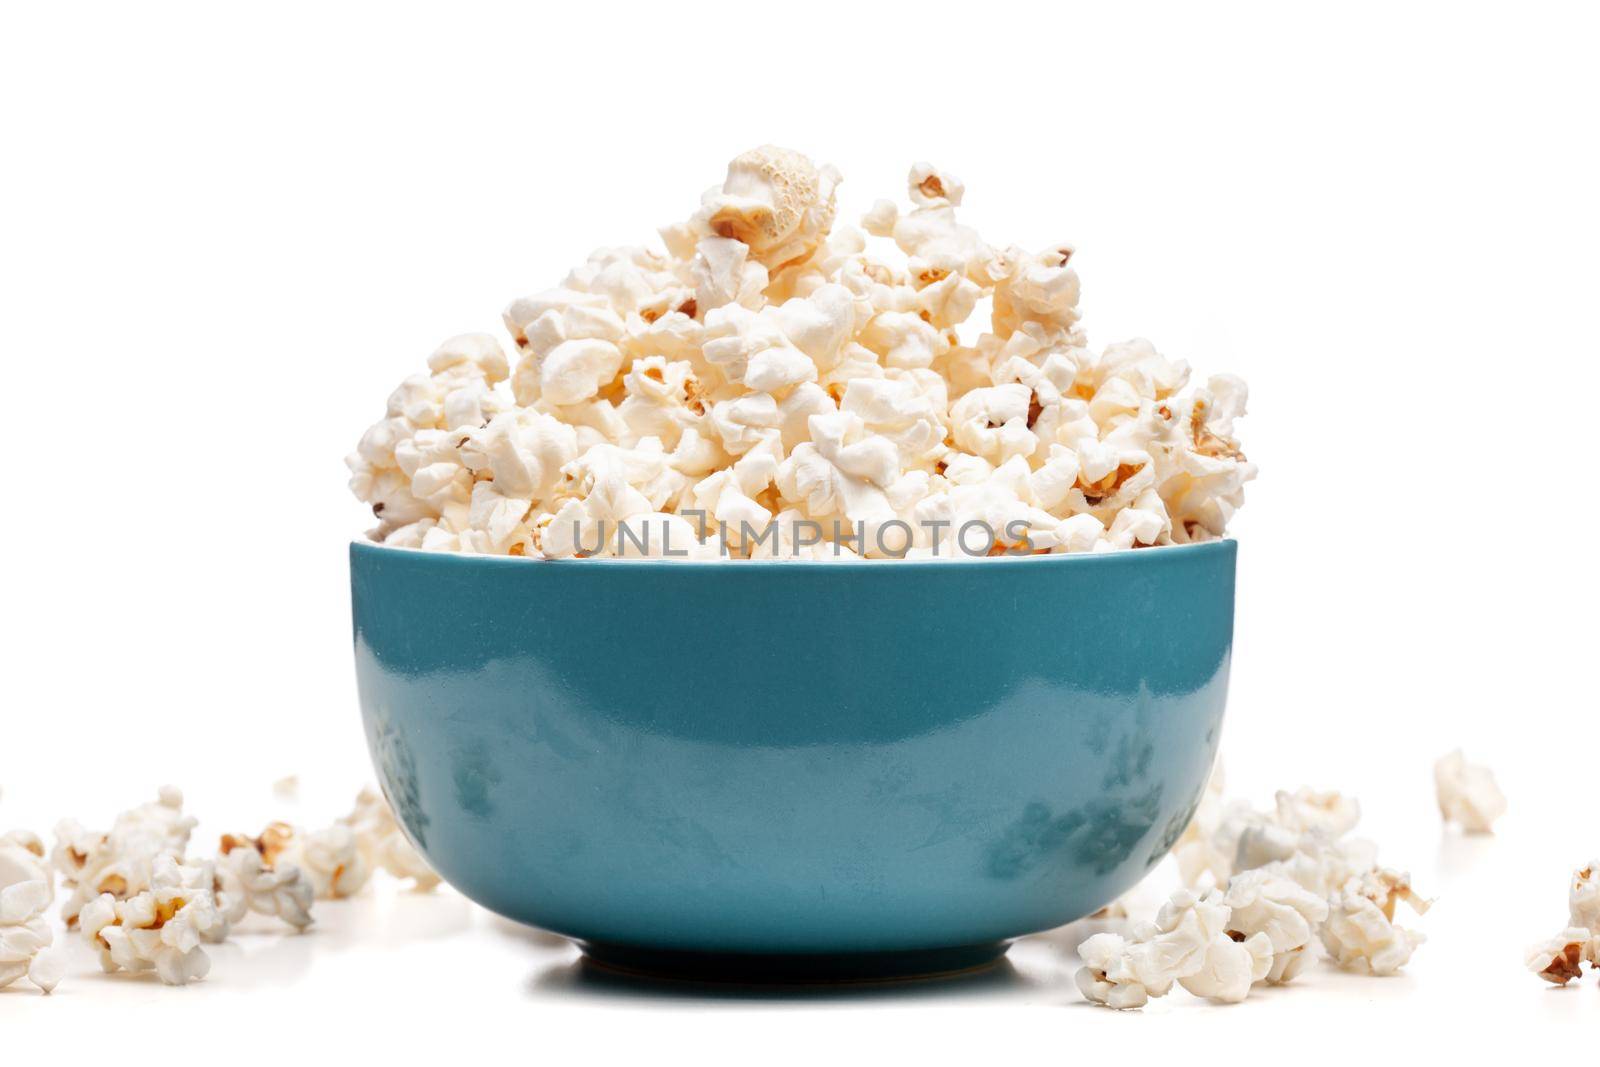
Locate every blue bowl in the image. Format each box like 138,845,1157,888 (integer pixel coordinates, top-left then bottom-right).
350,539,1234,980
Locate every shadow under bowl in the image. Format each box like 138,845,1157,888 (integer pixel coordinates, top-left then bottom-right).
350,540,1235,982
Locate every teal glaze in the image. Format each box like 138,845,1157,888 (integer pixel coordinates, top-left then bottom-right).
350,540,1235,966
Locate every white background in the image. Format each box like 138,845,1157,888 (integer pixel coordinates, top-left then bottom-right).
2,0,1595,1058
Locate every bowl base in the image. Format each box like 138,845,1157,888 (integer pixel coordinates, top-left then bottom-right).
578,940,1010,985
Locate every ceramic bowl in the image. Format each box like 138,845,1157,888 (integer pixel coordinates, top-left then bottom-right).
350,539,1234,981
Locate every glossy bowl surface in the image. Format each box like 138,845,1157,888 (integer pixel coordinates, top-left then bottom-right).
350,541,1234,972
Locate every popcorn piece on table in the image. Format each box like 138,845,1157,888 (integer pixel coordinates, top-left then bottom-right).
214,828,315,932
1177,929,1273,1003
52,785,197,923
1168,772,1433,990
0,828,52,893
1075,888,1272,1009
80,854,224,985
341,787,440,892
1569,859,1599,933
1191,784,1370,894
1,878,63,994
1220,869,1330,984
275,824,370,900
1272,787,1362,839
1525,927,1594,986
1076,932,1156,1010
1320,867,1430,975
1433,749,1507,833
1172,760,1232,888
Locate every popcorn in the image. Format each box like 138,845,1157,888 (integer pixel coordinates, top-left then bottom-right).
1571,860,1600,932
1272,788,1362,839
1158,770,1433,1001
1178,929,1273,1002
1075,888,1274,1009
217,790,432,905
81,854,223,985
1525,928,1593,986
696,145,841,271
1173,761,1230,888
351,148,1254,559
339,787,440,892
1433,749,1507,832
53,785,197,924
0,829,51,893
1522,861,1600,987
26,946,67,994
1,879,61,994
1075,932,1155,1010
214,831,315,931
1220,869,1330,984
1320,867,1430,975
1191,786,1373,895
275,824,370,900
6,781,442,994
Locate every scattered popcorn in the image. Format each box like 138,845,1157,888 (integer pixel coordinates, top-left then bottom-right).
1,878,60,994
1128,771,1433,1007
1320,867,1430,976
351,147,1254,559
1076,888,1272,1009
1192,786,1375,895
1525,927,1593,986
272,775,300,801
3,782,441,994
1433,749,1507,833
340,787,440,892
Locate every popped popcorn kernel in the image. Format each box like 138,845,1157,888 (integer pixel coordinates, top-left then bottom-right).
275,824,370,900
52,786,198,924
340,787,440,892
1525,927,1592,986
1075,885,1284,1008
1433,749,1507,833
1321,867,1430,975
1221,869,1330,984
82,854,222,985
0,878,59,994
0,829,51,894
214,831,315,931
1568,859,1599,933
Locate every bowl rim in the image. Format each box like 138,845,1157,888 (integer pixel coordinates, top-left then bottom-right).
350,536,1236,571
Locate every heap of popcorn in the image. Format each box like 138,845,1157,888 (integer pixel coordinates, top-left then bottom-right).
348,146,1254,559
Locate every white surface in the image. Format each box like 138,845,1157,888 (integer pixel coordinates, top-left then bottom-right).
2,0,1596,1056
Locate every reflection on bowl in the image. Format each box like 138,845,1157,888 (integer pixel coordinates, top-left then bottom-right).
350,540,1234,980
